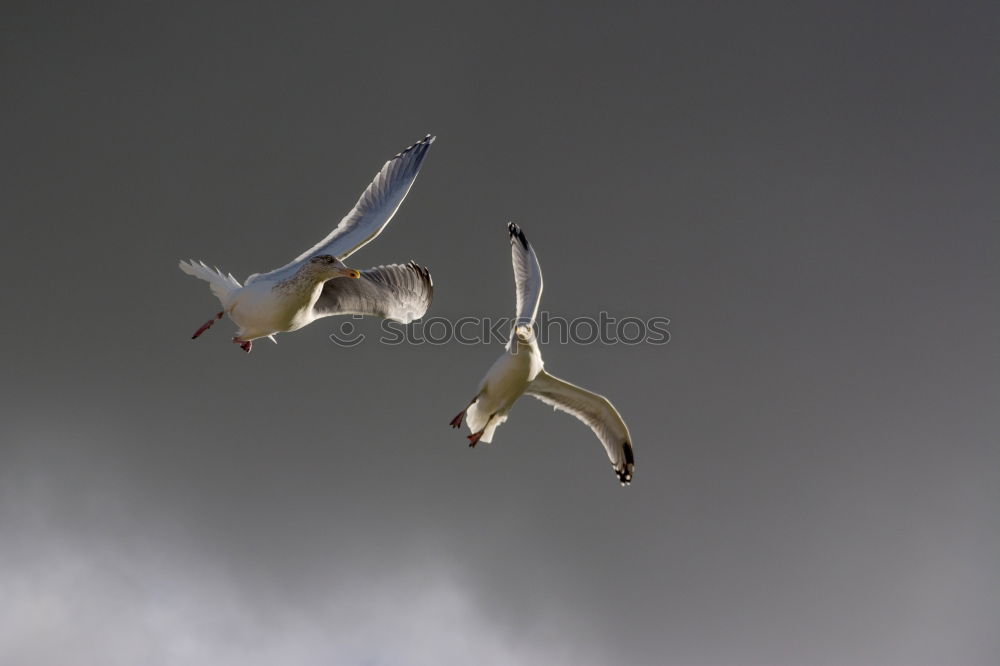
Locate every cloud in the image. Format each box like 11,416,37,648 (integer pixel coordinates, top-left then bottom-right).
0,514,611,666
0,431,605,666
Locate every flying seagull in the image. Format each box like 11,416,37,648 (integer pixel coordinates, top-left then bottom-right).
450,223,635,485
180,135,435,353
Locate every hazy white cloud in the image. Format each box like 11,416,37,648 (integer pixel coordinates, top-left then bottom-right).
0,433,603,666
0,529,601,666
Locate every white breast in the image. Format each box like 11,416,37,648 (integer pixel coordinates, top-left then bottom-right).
479,340,543,412
229,281,311,340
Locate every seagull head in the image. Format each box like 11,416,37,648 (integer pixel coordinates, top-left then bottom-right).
307,255,361,280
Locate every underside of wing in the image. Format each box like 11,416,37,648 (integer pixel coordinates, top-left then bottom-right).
299,135,434,262
312,262,433,323
508,222,543,330
526,370,635,485
248,135,434,285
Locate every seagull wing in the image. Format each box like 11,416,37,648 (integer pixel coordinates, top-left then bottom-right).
248,135,434,284
525,370,635,485
508,222,543,329
312,262,433,323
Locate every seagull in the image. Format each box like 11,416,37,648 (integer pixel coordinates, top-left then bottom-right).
450,223,635,485
179,135,435,353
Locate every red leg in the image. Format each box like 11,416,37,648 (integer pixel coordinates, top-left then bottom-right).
232,337,252,354
191,311,224,339
450,396,478,428
467,411,497,447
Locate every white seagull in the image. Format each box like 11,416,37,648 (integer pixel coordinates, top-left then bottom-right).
179,135,435,353
450,223,635,485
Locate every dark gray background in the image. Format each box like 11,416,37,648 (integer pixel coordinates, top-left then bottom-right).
2,2,998,664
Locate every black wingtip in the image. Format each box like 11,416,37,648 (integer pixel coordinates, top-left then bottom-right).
395,134,435,159
616,441,635,486
623,440,635,466
507,222,529,251
617,467,634,486
406,259,434,288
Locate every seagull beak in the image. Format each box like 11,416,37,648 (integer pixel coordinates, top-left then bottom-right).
338,268,361,279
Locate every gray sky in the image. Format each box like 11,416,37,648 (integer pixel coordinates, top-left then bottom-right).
2,2,999,664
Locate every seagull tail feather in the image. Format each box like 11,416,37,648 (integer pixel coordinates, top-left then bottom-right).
178,259,242,307
466,402,506,444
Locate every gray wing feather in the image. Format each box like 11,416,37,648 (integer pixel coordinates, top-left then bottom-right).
248,135,434,284
508,222,543,329
312,262,433,323
526,370,635,485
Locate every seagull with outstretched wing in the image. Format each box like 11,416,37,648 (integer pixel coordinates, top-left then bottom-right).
179,135,435,353
450,223,635,485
